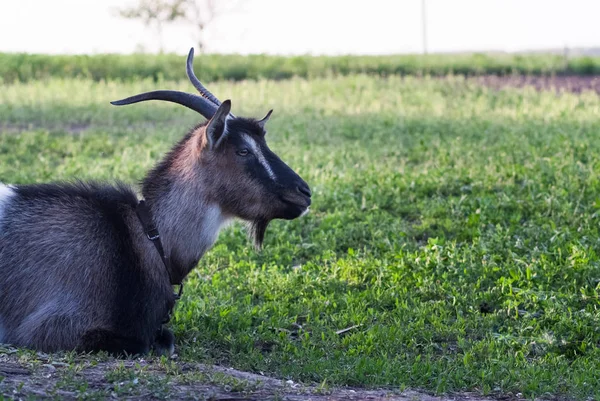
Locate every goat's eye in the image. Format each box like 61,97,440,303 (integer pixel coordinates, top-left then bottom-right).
236,149,250,157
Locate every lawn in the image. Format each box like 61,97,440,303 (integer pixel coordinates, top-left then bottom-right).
1,74,600,400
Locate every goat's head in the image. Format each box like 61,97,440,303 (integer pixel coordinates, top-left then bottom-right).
111,48,311,248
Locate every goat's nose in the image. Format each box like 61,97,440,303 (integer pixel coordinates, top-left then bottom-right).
297,182,312,198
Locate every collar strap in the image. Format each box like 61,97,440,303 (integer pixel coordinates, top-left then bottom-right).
135,200,183,300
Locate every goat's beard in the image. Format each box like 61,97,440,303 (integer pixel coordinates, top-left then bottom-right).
247,218,270,250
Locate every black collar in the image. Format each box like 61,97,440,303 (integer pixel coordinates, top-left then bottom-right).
135,200,183,300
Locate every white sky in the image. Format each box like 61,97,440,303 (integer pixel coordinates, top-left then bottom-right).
0,0,599,55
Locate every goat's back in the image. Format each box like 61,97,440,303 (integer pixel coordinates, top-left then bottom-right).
0,181,161,351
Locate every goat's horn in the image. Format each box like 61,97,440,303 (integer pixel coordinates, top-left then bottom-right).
256,109,273,129
110,90,218,119
187,48,222,106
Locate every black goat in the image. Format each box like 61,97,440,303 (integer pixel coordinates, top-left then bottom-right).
0,48,311,356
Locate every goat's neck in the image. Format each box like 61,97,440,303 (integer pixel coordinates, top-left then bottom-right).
143,181,228,283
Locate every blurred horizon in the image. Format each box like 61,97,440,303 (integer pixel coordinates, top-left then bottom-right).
1,0,600,56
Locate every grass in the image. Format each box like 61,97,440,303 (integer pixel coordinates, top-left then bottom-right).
2,51,600,84
2,74,600,399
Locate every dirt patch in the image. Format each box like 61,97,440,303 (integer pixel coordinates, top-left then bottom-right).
472,74,600,94
0,351,531,401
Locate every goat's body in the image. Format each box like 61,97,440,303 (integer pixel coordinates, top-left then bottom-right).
0,47,311,355
0,182,175,353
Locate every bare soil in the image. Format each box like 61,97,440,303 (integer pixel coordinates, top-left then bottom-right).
472,74,600,94
0,352,530,401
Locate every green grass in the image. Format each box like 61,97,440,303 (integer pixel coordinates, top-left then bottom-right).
2,74,600,399
2,51,600,84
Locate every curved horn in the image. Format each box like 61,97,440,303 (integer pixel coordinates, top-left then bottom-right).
187,47,222,106
110,90,218,119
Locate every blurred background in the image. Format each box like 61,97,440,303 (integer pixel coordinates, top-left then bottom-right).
1,0,599,56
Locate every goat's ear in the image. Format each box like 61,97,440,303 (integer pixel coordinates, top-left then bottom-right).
205,100,232,150
256,109,273,130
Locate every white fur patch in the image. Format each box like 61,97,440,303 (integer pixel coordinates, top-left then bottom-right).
300,207,310,217
0,183,16,232
242,134,276,181
0,184,16,344
201,204,230,248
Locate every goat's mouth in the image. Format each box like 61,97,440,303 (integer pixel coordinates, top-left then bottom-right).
281,192,311,207
279,194,311,219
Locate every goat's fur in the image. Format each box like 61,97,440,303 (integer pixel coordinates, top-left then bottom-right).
0,181,174,354
0,54,311,355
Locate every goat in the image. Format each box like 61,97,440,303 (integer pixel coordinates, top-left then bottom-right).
0,48,311,356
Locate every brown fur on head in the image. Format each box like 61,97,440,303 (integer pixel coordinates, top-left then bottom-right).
158,100,311,248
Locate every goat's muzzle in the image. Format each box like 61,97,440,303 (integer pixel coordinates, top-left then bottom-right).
279,180,312,220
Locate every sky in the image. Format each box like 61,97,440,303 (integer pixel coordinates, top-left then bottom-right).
0,0,599,55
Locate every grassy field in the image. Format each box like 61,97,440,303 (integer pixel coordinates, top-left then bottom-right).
1,74,600,400
2,51,600,84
